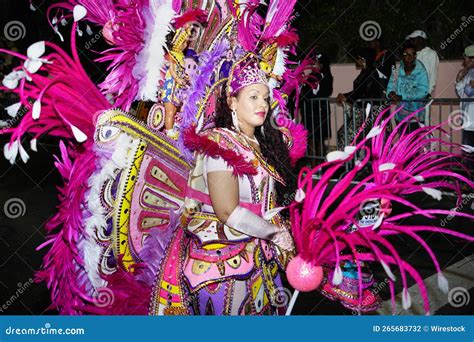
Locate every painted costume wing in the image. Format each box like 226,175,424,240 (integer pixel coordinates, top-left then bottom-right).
0,23,190,314
92,109,190,275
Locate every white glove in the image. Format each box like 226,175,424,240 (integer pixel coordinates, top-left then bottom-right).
226,206,294,251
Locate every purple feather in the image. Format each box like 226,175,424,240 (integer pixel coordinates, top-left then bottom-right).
177,38,229,162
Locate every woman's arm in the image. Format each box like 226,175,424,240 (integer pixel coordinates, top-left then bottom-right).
208,170,239,223
207,169,294,251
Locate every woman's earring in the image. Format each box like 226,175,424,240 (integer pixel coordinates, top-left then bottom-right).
260,125,265,137
232,109,240,132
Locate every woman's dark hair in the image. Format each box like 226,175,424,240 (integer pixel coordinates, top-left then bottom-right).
214,86,297,210
402,42,417,52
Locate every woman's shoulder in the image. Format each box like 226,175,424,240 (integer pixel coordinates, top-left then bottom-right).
201,128,240,145
194,128,258,176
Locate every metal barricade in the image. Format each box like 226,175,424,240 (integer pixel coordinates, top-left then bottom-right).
301,97,474,169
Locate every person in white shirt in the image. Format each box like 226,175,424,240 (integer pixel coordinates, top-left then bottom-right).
406,30,439,95
455,45,474,176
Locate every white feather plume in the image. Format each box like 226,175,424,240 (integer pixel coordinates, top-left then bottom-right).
422,187,442,201
402,288,411,310
134,0,175,101
332,265,343,285
437,272,449,294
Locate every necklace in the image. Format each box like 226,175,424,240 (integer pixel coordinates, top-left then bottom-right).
242,133,259,145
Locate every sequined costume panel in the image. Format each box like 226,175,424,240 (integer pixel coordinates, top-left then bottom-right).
152,128,288,315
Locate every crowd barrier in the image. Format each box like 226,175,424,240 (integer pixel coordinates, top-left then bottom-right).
301,97,474,165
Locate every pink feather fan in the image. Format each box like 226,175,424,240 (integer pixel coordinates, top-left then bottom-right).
289,108,474,314
1,22,111,313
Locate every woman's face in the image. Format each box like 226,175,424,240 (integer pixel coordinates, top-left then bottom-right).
230,83,270,131
463,56,474,68
402,48,417,67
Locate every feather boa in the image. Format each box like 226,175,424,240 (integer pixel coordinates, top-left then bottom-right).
261,0,297,42
276,115,308,165
75,267,151,315
81,133,136,292
94,0,149,109
182,127,257,177
280,52,320,118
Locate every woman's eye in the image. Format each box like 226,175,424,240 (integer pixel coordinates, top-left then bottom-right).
250,95,257,100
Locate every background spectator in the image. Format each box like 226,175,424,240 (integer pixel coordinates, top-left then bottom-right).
406,30,439,95
455,45,474,177
336,47,385,105
368,37,396,94
336,47,386,148
387,43,429,131
303,53,333,161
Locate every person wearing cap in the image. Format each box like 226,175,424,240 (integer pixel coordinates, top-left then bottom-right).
455,45,474,175
386,43,429,131
406,30,439,95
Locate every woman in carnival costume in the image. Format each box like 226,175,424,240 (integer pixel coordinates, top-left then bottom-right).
1,0,310,316
2,0,473,316
149,53,297,315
